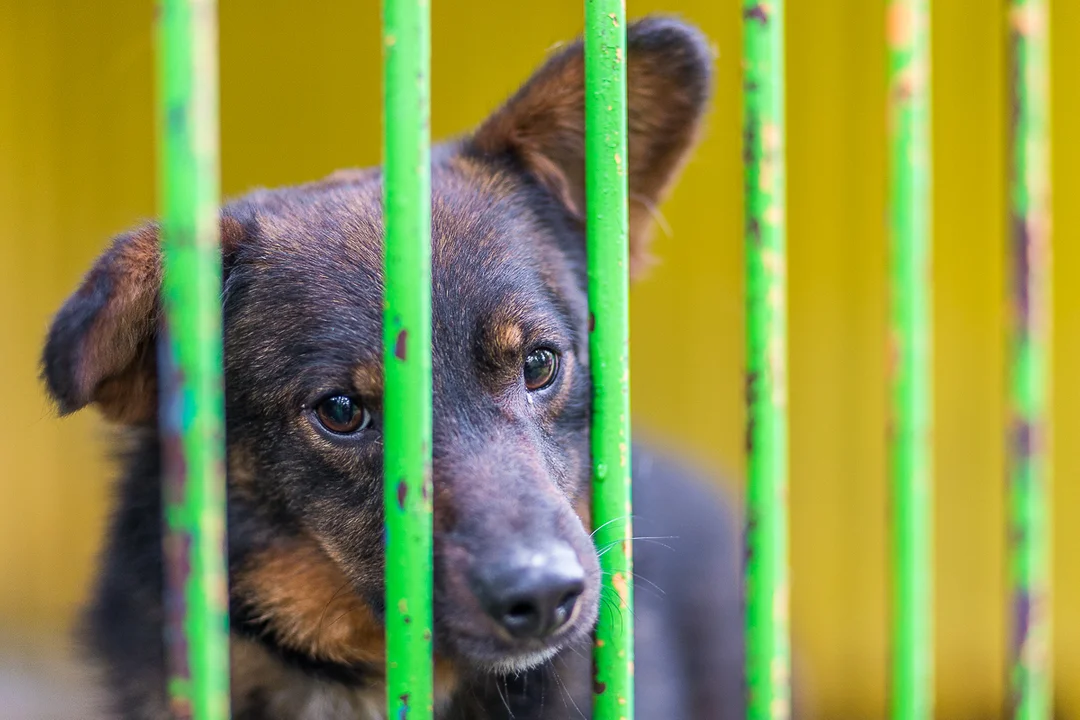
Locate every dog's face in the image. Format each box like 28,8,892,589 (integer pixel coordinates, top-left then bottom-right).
43,17,710,683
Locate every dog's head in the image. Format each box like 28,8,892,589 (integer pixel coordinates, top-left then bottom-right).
43,17,711,682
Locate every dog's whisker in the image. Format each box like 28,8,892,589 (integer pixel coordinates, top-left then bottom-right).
494,674,513,718
552,663,587,720
599,569,666,601
589,515,631,539
594,535,679,556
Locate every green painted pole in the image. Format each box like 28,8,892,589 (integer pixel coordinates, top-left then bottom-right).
584,2,634,718
382,0,433,717
742,2,791,718
156,1,230,718
886,2,933,719
1007,2,1053,718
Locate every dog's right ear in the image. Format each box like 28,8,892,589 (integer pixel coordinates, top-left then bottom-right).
42,217,245,425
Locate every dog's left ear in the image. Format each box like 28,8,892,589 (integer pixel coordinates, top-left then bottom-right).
471,15,712,275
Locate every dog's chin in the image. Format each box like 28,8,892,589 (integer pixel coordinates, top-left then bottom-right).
444,598,598,676
472,644,565,675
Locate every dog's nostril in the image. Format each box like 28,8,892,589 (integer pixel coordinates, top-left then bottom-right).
507,601,536,620
551,588,581,629
500,600,543,638
557,589,581,616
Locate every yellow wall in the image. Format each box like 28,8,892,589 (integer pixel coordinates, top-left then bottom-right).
1,1,1076,717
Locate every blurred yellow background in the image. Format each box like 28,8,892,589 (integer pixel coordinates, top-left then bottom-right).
1,1,1076,718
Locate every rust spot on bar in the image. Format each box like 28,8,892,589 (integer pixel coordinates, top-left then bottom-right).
1010,3,1047,35
612,571,629,608
1012,418,1038,459
747,217,762,246
743,512,758,568
394,328,408,361
397,480,408,510
1012,589,1032,655
742,118,758,167
892,68,916,103
744,4,769,24
592,655,607,695
886,2,914,48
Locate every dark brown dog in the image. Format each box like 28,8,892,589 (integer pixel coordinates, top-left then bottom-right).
43,16,745,719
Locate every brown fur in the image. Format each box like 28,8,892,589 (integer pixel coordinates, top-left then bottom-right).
41,16,735,720
234,538,386,666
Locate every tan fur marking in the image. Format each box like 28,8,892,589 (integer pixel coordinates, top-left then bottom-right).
351,364,383,397
489,321,523,357
231,638,459,718
236,539,386,665
234,537,460,706
227,444,258,496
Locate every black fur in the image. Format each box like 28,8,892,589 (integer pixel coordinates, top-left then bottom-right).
43,16,754,719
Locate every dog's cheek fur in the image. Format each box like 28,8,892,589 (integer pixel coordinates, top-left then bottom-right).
233,538,385,665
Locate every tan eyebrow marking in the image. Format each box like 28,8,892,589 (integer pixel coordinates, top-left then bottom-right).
351,364,383,396
488,321,524,357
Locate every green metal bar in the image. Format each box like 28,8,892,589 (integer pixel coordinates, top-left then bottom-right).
156,0,230,718
584,2,633,718
742,2,790,718
382,0,433,717
1007,2,1053,718
886,1,933,719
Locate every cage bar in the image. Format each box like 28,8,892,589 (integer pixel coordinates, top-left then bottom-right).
1007,1,1053,718
584,2,634,718
155,0,230,718
742,2,791,718
886,1,933,719
382,0,434,717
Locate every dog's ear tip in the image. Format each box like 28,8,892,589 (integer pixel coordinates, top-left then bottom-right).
51,398,83,418
39,350,85,417
628,15,714,91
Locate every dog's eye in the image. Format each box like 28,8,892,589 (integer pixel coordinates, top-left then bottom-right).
314,395,370,435
523,348,560,391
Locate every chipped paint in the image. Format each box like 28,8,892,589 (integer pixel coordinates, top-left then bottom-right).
1007,2,1053,717
743,1,791,717
586,1,634,717
886,1,933,718
383,0,434,716
157,0,230,716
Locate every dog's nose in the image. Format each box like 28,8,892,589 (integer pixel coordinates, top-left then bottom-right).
473,543,585,640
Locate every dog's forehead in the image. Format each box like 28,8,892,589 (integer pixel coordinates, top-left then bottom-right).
224,152,576,355
235,152,547,285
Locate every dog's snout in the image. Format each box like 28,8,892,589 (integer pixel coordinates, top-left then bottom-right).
473,543,585,640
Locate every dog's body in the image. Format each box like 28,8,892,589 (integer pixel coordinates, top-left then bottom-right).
43,17,748,719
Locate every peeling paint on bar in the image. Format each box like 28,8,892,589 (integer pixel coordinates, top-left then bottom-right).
1007,1,1053,718
584,1,634,718
886,1,933,719
742,2,791,718
382,0,434,718
156,0,230,718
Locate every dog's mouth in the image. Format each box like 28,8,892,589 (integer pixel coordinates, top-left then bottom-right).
431,542,601,674
440,590,599,674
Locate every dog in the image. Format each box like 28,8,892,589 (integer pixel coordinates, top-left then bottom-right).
42,16,749,719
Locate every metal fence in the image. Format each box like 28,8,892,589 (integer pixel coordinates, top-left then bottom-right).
155,0,1053,718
